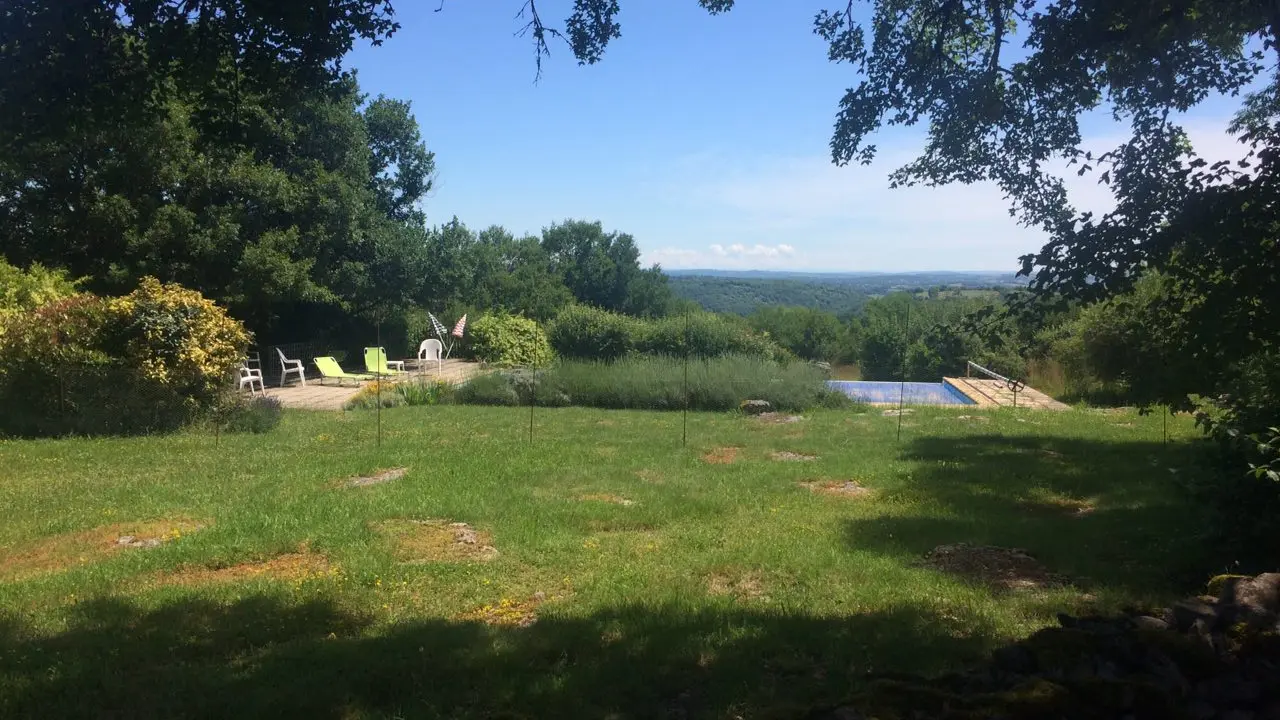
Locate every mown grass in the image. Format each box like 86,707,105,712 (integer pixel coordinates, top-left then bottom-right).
0,404,1215,718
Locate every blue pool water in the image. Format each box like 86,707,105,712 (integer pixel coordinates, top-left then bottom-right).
827,380,976,406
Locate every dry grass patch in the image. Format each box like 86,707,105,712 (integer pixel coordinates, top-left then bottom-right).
578,493,635,506
0,519,206,581
798,480,874,498
702,446,741,464
1018,493,1096,518
633,469,664,484
922,543,1068,591
373,519,498,563
344,467,407,488
153,549,331,587
456,592,545,627
770,451,819,462
706,569,769,602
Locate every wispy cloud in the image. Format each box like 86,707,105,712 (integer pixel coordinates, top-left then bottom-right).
646,242,798,269
634,118,1246,272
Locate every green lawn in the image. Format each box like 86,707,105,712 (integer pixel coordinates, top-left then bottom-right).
0,405,1212,718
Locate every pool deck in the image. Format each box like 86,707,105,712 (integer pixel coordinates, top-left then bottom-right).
943,377,1070,410
265,359,486,411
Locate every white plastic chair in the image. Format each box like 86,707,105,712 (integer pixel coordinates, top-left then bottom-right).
418,338,443,373
238,364,264,396
276,348,306,387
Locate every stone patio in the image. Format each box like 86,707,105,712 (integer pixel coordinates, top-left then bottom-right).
265,359,486,411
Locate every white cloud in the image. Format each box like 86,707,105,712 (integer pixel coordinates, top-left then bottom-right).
644,242,799,269
631,116,1249,271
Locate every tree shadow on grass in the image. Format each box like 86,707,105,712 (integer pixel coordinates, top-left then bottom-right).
844,433,1216,597
0,593,1002,719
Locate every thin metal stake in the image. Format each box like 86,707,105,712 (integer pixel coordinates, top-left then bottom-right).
1163,406,1169,445
682,309,689,448
897,302,909,442
528,330,537,444
376,322,383,449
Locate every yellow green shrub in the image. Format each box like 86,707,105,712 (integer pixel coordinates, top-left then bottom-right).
0,278,250,436
104,277,251,403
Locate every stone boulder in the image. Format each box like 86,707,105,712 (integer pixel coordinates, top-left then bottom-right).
740,399,773,415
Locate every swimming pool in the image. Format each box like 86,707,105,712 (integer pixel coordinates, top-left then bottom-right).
827,380,976,406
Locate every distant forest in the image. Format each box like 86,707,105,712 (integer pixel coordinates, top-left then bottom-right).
667,271,1025,316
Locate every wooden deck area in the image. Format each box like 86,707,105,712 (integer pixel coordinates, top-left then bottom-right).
944,377,1070,410
266,359,486,411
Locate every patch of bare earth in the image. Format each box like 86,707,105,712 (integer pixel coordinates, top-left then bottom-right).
0,519,206,581
578,493,634,506
153,549,331,587
954,415,991,422
770,451,819,462
344,467,407,488
706,570,769,602
456,591,546,627
702,447,740,464
755,412,804,424
922,543,1068,591
798,480,874,499
373,519,498,563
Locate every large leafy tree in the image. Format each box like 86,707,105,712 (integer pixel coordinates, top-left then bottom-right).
0,1,431,343
540,219,672,317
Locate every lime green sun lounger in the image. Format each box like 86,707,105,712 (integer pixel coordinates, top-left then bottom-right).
314,356,374,386
363,347,407,376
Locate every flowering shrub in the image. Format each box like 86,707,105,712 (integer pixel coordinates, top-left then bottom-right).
0,278,250,436
103,277,250,405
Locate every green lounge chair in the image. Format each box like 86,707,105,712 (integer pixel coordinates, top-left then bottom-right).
314,356,373,386
363,347,406,376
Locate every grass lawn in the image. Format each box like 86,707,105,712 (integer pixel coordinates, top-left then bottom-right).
0,405,1213,718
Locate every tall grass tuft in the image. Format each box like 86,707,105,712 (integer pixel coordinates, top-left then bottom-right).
345,379,453,410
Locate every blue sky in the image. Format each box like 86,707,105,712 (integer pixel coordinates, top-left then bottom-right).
346,2,1246,272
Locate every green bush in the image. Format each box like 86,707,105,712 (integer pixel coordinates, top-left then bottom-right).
0,278,250,437
454,372,522,406
547,305,636,361
548,306,786,362
455,355,854,412
748,306,843,361
221,395,284,433
0,259,79,321
467,312,552,367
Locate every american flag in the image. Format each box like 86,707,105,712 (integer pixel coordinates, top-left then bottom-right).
451,314,467,338
427,312,449,338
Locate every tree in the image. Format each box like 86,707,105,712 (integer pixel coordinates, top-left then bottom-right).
1,4,433,345
540,219,672,316
363,95,436,224
748,306,842,361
